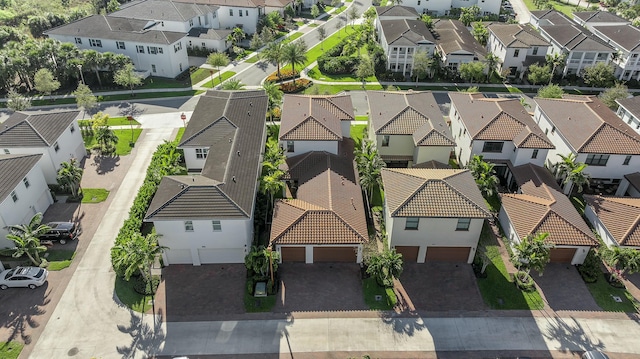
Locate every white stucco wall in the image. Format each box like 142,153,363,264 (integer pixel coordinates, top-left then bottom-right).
533,106,576,169
617,106,640,135
512,147,549,167
181,147,209,171
376,135,415,158
584,205,617,247
281,140,338,157
216,6,260,34
414,146,452,165
575,153,638,181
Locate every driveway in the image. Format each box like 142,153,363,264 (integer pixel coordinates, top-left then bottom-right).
156,264,247,322
533,263,601,312
397,263,487,311
275,263,367,312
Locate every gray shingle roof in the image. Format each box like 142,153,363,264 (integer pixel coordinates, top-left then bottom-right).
531,10,573,25
616,95,640,117
375,5,419,18
45,15,186,45
488,24,550,48
188,27,232,40
592,25,640,52
146,90,268,220
433,19,487,58
573,11,628,24
111,0,219,22
0,154,42,202
540,22,613,52
380,19,436,46
0,110,79,147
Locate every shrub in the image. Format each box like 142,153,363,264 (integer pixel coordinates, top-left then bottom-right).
577,249,600,283
247,278,255,295
318,56,359,74
279,79,312,93
133,275,161,295
514,270,536,292
266,69,300,82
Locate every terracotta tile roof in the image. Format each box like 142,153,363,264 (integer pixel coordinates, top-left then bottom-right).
450,92,554,149
413,122,456,146
279,95,353,141
381,168,490,218
0,110,80,147
412,160,451,169
511,163,562,191
584,195,640,246
270,139,367,245
625,172,640,190
534,96,640,154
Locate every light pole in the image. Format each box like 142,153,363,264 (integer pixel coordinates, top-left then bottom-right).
77,64,85,85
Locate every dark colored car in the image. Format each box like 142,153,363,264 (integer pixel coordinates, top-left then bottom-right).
39,222,79,245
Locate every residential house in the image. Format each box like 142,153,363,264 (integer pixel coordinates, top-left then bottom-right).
499,163,597,264
616,96,640,135
270,140,368,263
448,92,554,180
530,10,614,77
381,168,491,263
279,94,354,158
616,172,640,197
486,24,551,77
378,19,437,76
573,11,630,30
534,96,640,190
0,110,85,184
144,90,268,265
0,155,54,256
385,0,500,16
584,195,640,249
367,90,454,167
589,24,640,81
433,19,488,72
375,5,420,23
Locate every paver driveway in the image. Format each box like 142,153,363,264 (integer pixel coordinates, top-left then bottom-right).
397,262,487,311
533,263,601,312
275,263,368,312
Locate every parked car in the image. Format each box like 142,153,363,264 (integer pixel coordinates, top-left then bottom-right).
0,267,48,289
39,222,79,245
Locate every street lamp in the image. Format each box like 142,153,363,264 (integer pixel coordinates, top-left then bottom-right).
180,112,187,127
77,64,85,85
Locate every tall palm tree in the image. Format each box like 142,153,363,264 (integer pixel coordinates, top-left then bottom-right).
112,233,167,284
555,153,590,194
227,27,246,47
57,158,84,198
207,52,230,84
260,169,285,223
261,41,286,79
599,245,640,281
94,125,119,156
467,155,499,197
545,52,567,84
82,50,104,87
283,41,308,87
1,213,50,266
262,81,283,124
513,232,553,276
354,139,386,203
366,249,403,288
484,52,500,82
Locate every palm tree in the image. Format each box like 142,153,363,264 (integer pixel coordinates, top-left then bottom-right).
260,169,285,223
263,81,283,124
545,52,567,84
227,27,246,47
467,155,499,197
555,153,590,194
263,138,286,167
1,213,50,266
93,126,119,156
57,158,84,198
484,52,500,82
283,41,308,87
221,79,245,90
82,50,104,87
354,139,386,203
207,52,230,84
599,245,640,282
261,41,286,79
366,249,404,288
513,232,553,276
112,233,167,286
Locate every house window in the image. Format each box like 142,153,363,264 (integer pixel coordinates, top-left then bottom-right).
230,9,233,16
10,191,17,202
174,42,182,52
158,47,163,54
3,149,9,154
405,217,419,230
545,128,548,135
382,135,390,147
532,149,539,159
89,39,102,47
23,177,30,189
623,155,632,165
551,126,556,134
148,46,158,54
151,64,156,73
239,10,243,17
202,42,206,48
196,148,209,159
482,141,503,153
189,19,194,27
456,218,471,231
513,49,520,57
287,141,294,152
116,41,125,49
184,221,194,232
54,142,60,152
70,124,75,133
585,154,609,166
532,47,538,55
246,10,248,16
137,45,145,54
418,0,421,4
74,37,82,44
212,220,222,231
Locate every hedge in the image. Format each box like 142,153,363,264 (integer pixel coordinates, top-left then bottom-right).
279,79,313,93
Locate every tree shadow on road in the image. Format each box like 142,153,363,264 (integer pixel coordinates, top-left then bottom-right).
91,155,120,175
542,315,605,355
379,310,427,337
0,283,51,345
116,309,165,359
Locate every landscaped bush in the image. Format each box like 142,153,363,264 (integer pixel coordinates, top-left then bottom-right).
279,79,312,93
318,56,359,75
265,69,300,82
577,249,600,283
133,275,161,295
514,270,536,292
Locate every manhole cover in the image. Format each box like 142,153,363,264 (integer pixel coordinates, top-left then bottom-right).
67,347,79,356
612,295,623,303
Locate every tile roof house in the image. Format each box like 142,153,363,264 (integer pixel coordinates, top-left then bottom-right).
584,195,640,249
270,140,368,263
616,172,640,197
533,95,640,192
0,154,54,263
377,18,437,76
529,10,615,77
385,0,500,17
433,19,488,72
499,163,597,264
381,168,490,263
279,94,354,158
0,110,85,184
589,24,640,81
487,24,551,77
145,90,268,265
367,90,454,167
448,92,554,173
615,96,640,135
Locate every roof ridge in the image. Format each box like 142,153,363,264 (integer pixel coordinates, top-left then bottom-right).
19,117,51,146
442,172,492,216
621,214,640,245
145,178,189,219
537,209,596,242
179,116,236,146
317,96,353,120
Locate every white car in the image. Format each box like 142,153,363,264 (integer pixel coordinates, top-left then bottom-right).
0,266,48,290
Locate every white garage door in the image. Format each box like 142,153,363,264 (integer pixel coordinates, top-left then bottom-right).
35,190,52,213
198,248,245,264
165,249,193,265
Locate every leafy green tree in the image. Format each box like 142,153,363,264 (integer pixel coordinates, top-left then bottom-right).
111,233,167,288
348,7,359,27
260,169,285,221
537,84,564,99
113,63,142,96
459,61,486,84
583,62,615,88
57,158,84,198
311,4,320,20
6,89,31,112
467,155,499,197
245,245,280,279
545,52,566,84
355,57,375,88
221,79,245,90
484,52,500,82
261,41,286,79
34,68,60,98
227,27,246,47
250,33,264,50
1,213,50,267
599,245,640,282
599,83,630,109
420,14,434,29
317,26,327,51
527,63,552,85
207,52,230,83
283,40,308,86
106,0,120,13
366,249,403,288
354,139,386,203
459,5,480,26
74,83,97,119
82,49,105,87
472,21,488,46
513,232,553,276
412,50,434,82
263,81,283,124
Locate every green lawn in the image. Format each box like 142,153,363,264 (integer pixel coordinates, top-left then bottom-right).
522,0,583,17
304,83,383,95
81,188,110,203
283,32,303,44
334,5,347,14
0,342,23,359
370,185,384,208
201,71,237,88
308,67,377,83
363,277,397,310
586,273,638,312
114,276,153,313
350,124,367,143
355,115,368,122
79,117,141,127
476,224,545,310
83,128,143,156
245,56,259,63
175,127,186,142
244,291,276,312
45,249,75,271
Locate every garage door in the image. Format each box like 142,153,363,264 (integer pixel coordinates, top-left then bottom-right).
313,247,357,262
281,247,306,262
166,249,193,265
198,248,244,264
550,248,576,263
425,247,471,262
395,246,419,262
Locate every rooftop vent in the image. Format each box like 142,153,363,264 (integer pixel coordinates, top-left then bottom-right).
232,176,236,183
